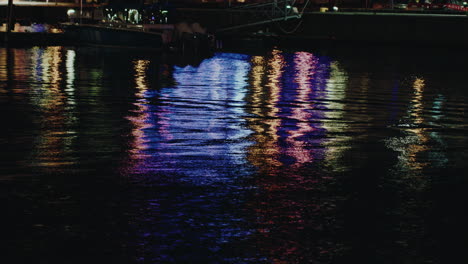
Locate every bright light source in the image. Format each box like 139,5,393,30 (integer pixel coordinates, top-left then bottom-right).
67,9,76,17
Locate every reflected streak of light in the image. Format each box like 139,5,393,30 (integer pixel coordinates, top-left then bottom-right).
203,59,223,140
0,48,8,93
30,47,41,82
127,60,153,157
411,77,425,125
405,77,429,169
13,49,30,84
285,51,316,166
65,49,76,105
386,77,429,177
0,49,6,81
250,56,265,117
428,94,449,167
247,50,284,173
63,49,78,152
3,49,34,92
266,49,283,142
134,59,150,97
44,47,64,108
30,47,75,168
30,47,64,108
322,62,349,168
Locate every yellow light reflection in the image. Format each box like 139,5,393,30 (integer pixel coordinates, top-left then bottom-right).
0,48,9,93
134,59,150,97
126,59,152,157
0,49,6,79
385,76,429,184
411,77,425,125
405,77,429,170
30,47,79,168
249,56,265,117
246,49,284,175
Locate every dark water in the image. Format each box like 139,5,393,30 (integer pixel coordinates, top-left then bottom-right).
1,45,467,264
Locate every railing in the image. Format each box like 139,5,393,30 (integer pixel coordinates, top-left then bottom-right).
217,0,309,32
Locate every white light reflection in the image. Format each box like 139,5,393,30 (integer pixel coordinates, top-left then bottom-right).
65,49,76,105
322,61,349,168
63,48,78,153
169,54,253,178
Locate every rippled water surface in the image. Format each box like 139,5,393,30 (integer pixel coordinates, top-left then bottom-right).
1,45,467,264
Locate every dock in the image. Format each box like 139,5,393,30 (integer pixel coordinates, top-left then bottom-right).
3,1,468,47
175,8,468,47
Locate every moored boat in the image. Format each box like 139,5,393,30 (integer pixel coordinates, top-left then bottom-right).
61,22,165,50
62,3,214,54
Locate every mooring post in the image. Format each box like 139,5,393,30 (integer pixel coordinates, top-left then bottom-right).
5,0,14,43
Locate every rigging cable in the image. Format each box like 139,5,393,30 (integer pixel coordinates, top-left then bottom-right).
276,0,310,34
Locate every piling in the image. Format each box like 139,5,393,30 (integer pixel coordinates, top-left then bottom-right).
5,0,14,43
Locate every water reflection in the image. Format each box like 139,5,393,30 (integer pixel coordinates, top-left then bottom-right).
126,59,152,160
322,61,349,169
1,45,468,264
125,53,254,180
123,53,257,263
27,47,71,169
246,51,282,173
386,77,430,176
246,49,332,173
0,47,78,170
243,49,343,263
0,23,63,33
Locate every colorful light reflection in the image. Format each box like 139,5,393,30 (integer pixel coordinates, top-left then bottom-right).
124,53,254,183
244,49,338,262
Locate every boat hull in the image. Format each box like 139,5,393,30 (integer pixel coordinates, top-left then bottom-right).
62,23,164,50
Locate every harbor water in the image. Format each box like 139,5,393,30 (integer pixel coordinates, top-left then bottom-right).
1,44,467,264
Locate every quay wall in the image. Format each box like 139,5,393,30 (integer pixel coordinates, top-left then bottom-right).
176,8,468,46
2,5,468,46
0,5,70,23
0,31,66,45
0,4,100,24
298,12,468,45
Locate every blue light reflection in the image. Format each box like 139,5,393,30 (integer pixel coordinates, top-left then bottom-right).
125,53,254,184
123,50,338,263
